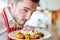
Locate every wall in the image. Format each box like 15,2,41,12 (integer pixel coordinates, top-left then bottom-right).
39,0,60,11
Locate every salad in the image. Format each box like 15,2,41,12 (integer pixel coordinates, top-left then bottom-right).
15,26,44,40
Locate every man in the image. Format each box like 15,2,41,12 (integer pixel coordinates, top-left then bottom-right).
0,0,39,40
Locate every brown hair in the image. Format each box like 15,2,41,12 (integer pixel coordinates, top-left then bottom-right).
8,0,40,6
14,0,40,4
31,0,40,3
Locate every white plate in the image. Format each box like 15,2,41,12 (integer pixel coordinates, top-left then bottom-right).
34,28,51,39
8,30,51,40
37,30,51,39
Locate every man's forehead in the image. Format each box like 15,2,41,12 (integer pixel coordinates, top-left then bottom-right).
24,1,37,9
17,1,37,10
24,0,36,4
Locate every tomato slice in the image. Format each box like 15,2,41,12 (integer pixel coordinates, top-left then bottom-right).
30,36,36,40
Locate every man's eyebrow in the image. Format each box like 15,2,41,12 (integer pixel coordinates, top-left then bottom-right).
24,7,31,10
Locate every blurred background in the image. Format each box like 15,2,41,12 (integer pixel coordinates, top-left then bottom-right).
0,0,60,40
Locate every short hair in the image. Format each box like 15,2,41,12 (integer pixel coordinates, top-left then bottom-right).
10,0,40,4
14,0,40,4
31,0,40,3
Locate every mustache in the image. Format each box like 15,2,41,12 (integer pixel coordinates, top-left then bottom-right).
18,19,28,22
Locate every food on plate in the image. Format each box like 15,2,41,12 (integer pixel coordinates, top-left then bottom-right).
35,34,40,39
25,34,30,40
30,36,36,40
15,30,44,40
34,32,44,39
38,32,44,37
15,33,25,39
15,26,44,39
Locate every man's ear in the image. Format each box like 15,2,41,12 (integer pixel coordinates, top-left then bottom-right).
9,1,15,8
8,1,15,14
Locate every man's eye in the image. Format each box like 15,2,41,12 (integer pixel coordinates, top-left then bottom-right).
23,9,28,12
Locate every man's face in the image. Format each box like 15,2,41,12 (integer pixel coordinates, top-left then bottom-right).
12,0,37,25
